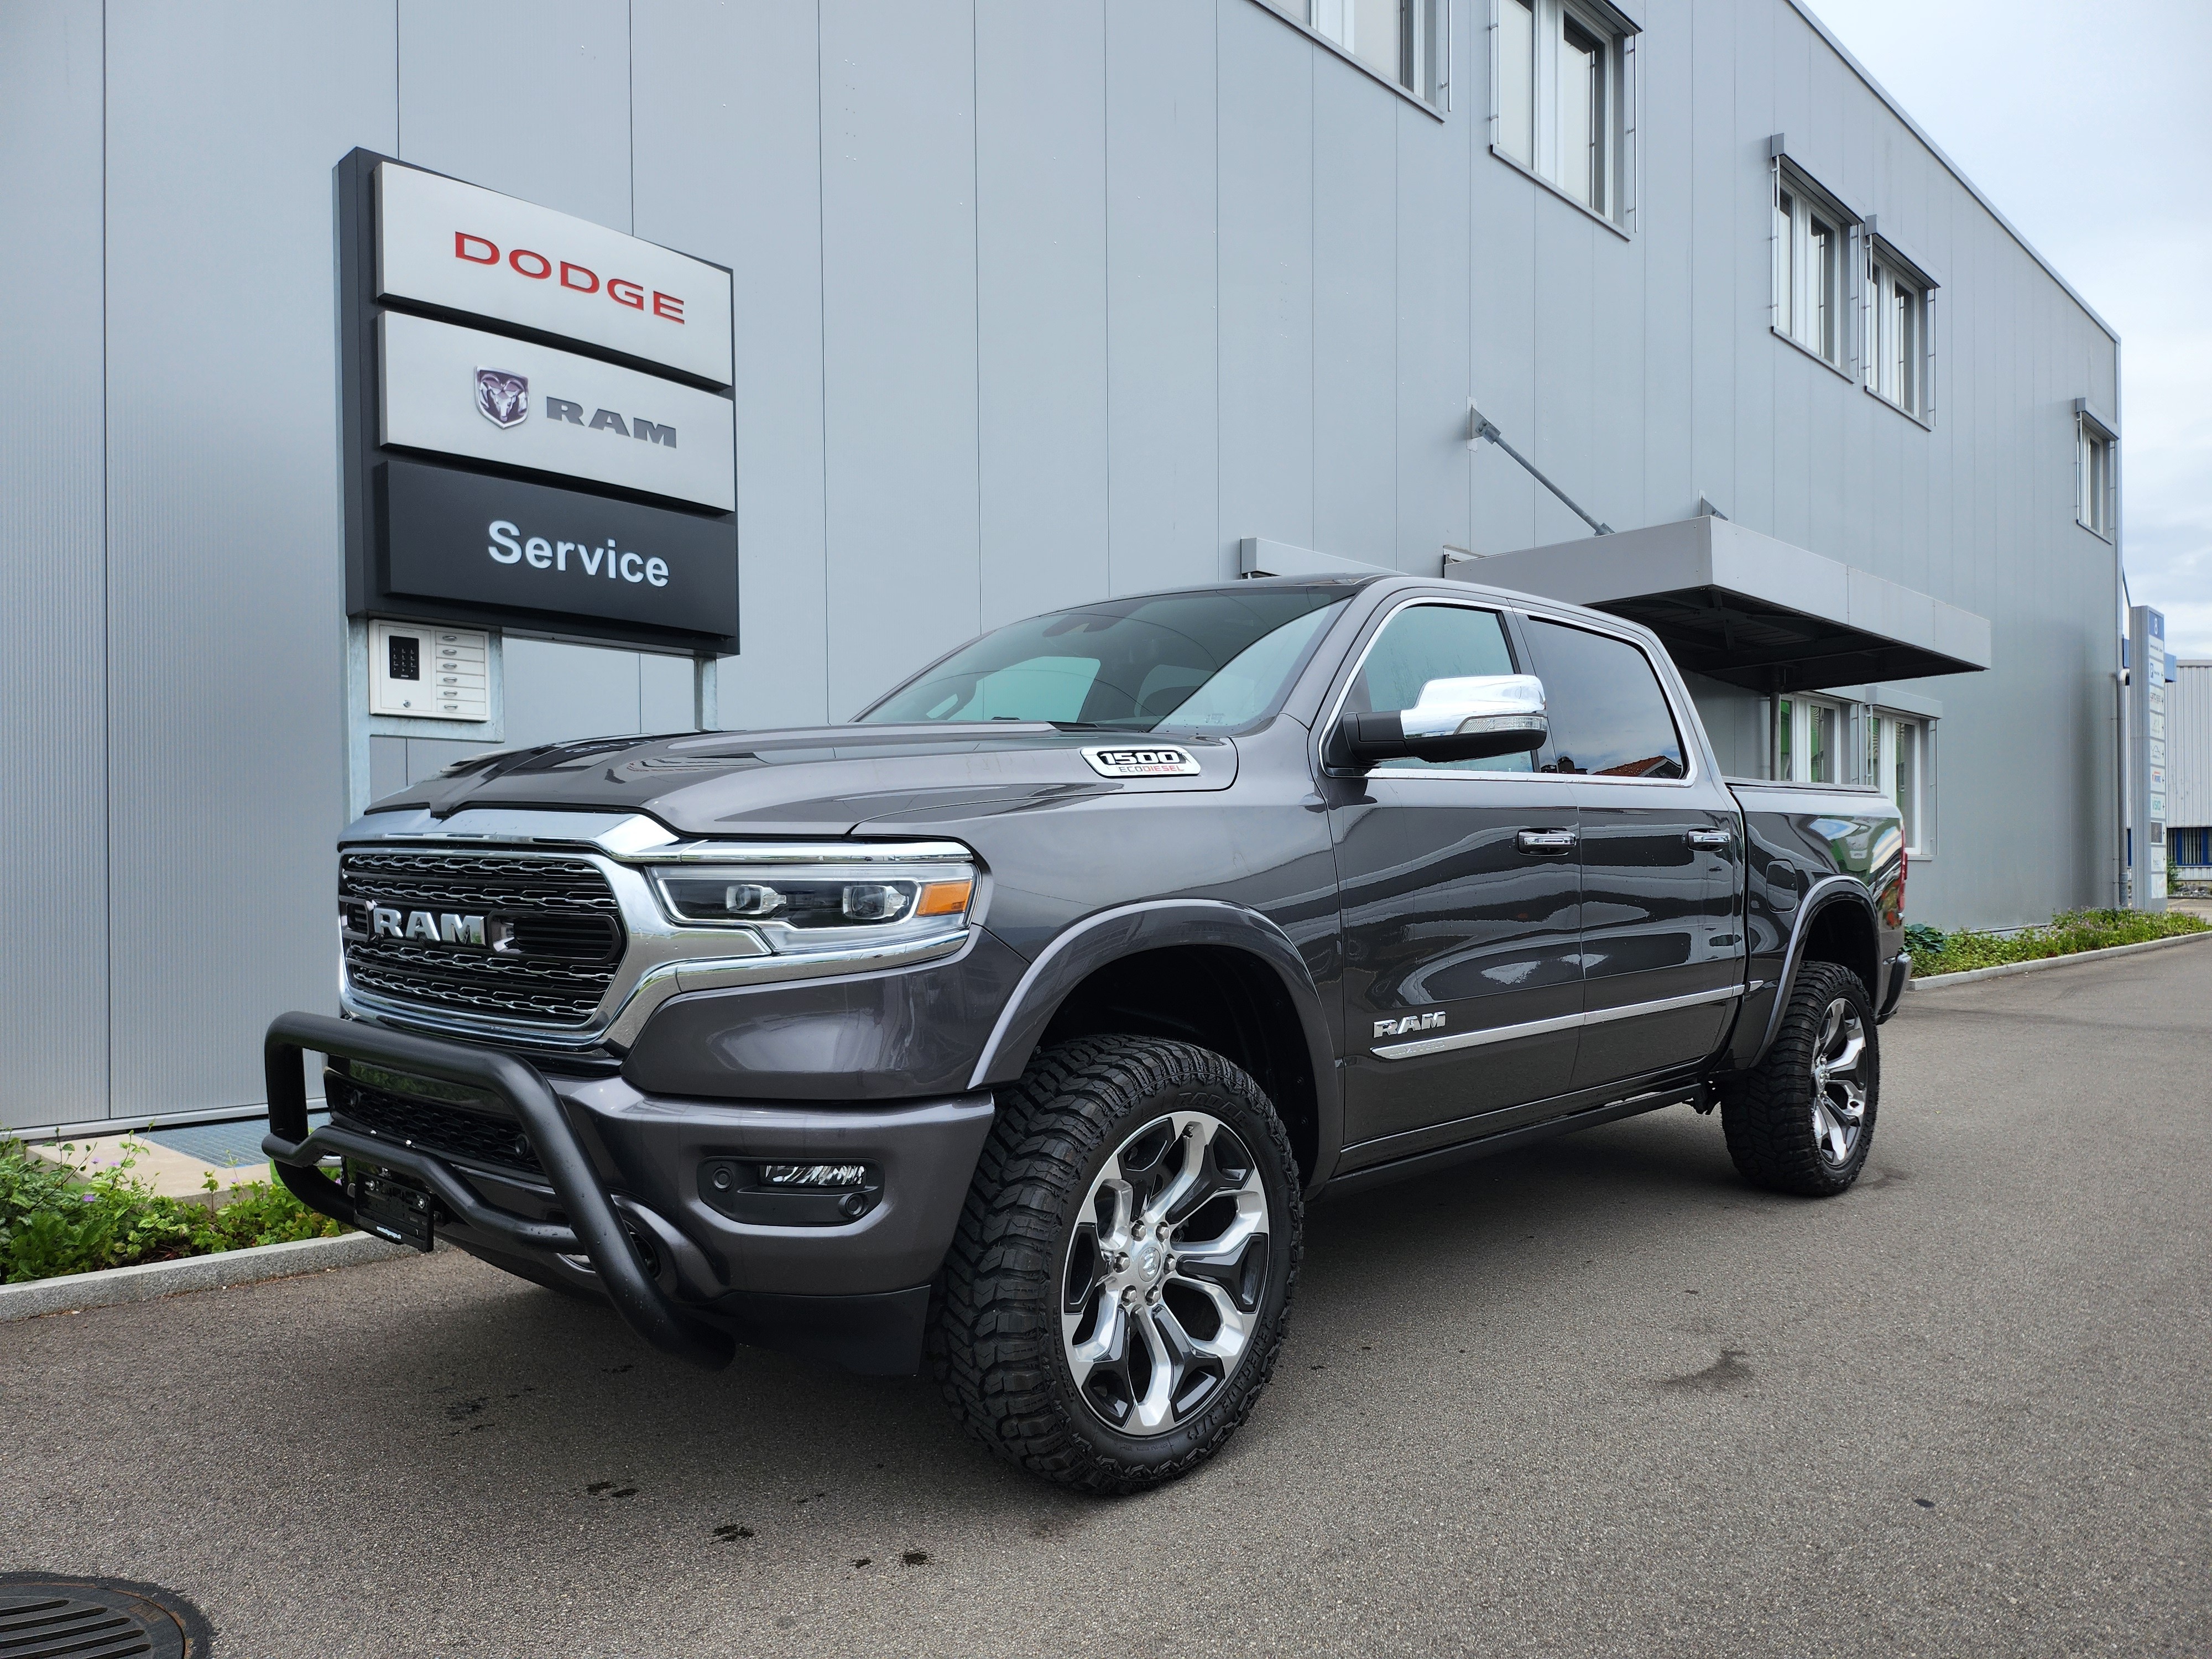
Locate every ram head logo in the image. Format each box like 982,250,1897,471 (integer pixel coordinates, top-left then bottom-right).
474,367,529,429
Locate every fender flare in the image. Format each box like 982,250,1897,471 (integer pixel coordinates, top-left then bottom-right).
1746,876,1882,1066
967,899,1343,1189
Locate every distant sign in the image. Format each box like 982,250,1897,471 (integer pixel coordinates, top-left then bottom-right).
375,161,733,385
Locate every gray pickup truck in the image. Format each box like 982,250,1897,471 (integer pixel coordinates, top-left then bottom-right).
266,574,1907,1492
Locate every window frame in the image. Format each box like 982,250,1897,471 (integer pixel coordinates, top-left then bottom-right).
1256,0,1451,117
1863,229,1938,425
1488,0,1639,237
1869,709,1933,858
1519,612,1693,782
1775,693,1849,786
1319,598,1703,789
1770,160,1858,376
2076,401,2119,541
1322,597,1529,780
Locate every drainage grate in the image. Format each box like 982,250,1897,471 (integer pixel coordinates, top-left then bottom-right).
0,1575,212,1658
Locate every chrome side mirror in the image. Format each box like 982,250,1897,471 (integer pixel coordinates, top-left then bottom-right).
1338,674,1548,767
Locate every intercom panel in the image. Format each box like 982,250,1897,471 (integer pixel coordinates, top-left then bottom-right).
368,620,490,721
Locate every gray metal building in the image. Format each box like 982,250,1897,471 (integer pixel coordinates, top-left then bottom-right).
1,0,2124,1136
2167,661,2212,883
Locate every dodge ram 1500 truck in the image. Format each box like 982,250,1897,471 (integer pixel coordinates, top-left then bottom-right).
266,574,1907,1492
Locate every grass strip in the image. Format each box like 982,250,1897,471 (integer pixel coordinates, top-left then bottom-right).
1906,907,2209,980
0,1135,347,1285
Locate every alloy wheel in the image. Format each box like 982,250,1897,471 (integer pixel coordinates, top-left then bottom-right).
1808,997,1869,1167
1061,1110,1271,1436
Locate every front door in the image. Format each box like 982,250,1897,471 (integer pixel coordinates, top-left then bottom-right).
1515,615,1746,1090
1327,599,1584,1154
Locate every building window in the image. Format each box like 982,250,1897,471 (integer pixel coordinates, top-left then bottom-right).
1493,0,1634,225
1776,696,1843,784
1867,711,1930,855
1773,167,1850,368
1271,0,1446,105
2078,408,2117,539
1866,241,1934,419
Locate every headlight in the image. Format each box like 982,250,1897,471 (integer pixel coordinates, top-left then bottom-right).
646,847,976,954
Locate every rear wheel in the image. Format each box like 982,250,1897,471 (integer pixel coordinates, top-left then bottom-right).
1721,959,1879,1196
931,1035,1301,1493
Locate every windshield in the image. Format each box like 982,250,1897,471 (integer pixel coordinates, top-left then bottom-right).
859,588,1350,732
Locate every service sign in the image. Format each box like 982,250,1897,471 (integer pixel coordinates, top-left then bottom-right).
378,311,736,513
375,161,733,386
379,460,737,640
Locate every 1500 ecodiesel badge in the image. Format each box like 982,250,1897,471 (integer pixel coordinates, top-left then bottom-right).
265,575,1907,1493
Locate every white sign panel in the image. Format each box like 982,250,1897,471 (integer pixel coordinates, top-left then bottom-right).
375,161,733,386
379,312,735,513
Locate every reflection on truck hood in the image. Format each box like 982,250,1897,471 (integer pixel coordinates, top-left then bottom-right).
370,722,1240,839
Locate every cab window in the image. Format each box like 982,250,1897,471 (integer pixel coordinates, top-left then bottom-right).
1522,619,1686,779
1342,604,1529,773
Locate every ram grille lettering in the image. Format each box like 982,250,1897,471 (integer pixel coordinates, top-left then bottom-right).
367,905,486,948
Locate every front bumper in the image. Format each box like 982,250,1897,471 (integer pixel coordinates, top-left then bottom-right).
263,1012,994,1375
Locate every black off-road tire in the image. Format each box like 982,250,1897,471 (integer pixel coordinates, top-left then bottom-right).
1721,959,1880,1196
930,1035,1302,1494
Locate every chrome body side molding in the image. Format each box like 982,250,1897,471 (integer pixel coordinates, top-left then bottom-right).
1371,980,1749,1061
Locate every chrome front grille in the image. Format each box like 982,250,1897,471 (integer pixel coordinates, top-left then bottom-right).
339,851,625,1029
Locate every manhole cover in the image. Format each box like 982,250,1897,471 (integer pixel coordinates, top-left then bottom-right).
0,1575,212,1657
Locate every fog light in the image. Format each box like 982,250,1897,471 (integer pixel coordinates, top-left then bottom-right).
760,1162,869,1188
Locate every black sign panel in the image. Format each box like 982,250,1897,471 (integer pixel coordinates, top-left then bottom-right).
374,460,737,647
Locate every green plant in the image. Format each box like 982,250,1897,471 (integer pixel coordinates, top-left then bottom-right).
1906,907,2209,978
0,1137,346,1285
1904,922,1948,957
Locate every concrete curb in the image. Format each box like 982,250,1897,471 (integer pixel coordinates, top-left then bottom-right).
0,1230,420,1323
1910,927,2212,991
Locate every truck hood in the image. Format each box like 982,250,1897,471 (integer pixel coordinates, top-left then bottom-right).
366,722,1239,840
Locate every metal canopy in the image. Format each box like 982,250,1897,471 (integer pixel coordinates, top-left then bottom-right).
1454,515,1991,692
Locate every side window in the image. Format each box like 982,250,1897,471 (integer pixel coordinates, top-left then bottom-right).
1523,619,1686,779
1343,604,1528,773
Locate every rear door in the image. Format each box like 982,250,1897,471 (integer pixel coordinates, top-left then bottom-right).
1516,616,1746,1091
1326,599,1584,1152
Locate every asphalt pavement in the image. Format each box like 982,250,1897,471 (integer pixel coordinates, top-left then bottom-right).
6,944,2208,1658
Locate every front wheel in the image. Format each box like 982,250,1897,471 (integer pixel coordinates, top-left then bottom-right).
931,1036,1302,1493
1720,959,1880,1196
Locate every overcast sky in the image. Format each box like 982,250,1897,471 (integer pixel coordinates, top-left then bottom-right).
1809,0,2212,657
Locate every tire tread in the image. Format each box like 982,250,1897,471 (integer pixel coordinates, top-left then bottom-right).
930,1035,1302,1493
1721,960,1878,1197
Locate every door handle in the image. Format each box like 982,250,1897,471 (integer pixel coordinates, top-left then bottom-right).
1515,829,1578,854
1687,829,1733,851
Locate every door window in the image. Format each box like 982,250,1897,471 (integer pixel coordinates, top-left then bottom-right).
1342,604,1527,773
1522,619,1686,779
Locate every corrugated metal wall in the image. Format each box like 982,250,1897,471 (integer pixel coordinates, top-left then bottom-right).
2168,662,2212,838
0,0,2123,1131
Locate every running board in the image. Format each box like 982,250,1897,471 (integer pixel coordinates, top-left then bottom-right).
1321,1086,1704,1199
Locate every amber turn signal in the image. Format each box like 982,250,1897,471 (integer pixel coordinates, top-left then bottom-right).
915,879,974,917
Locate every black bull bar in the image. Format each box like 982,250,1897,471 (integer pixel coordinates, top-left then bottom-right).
263,1011,734,1370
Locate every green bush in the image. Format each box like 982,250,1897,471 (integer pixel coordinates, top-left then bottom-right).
0,1136,346,1285
1907,907,2209,979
